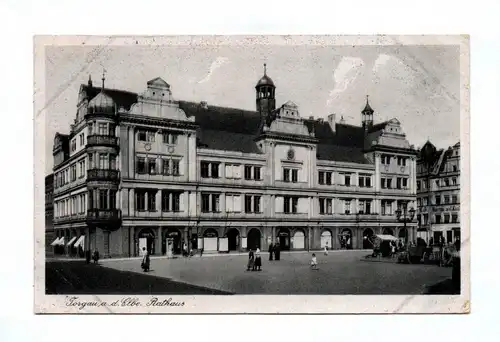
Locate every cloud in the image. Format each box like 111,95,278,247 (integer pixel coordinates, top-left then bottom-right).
372,54,417,85
198,57,229,84
326,57,364,106
372,54,392,73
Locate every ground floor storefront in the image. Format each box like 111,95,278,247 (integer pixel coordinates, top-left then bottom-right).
52,221,417,258
417,225,461,245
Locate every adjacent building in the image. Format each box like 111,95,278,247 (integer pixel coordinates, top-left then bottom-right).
416,141,460,244
45,173,54,253
51,67,418,258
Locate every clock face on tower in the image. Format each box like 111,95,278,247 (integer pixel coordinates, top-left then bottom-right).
287,148,295,161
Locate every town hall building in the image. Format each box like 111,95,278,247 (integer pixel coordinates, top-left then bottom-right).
51,66,418,257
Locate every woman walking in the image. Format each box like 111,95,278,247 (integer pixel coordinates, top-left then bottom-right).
268,243,274,261
246,249,255,271
141,247,150,272
254,248,262,271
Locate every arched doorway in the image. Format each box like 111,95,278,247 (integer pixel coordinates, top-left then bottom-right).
363,228,375,249
321,230,333,249
203,228,218,252
163,228,182,255
398,228,408,243
137,228,155,255
339,228,352,249
383,227,394,236
227,228,240,251
293,229,305,249
276,228,291,250
247,228,261,250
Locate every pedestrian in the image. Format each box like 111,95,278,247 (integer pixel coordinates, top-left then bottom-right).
254,248,262,271
92,250,99,264
247,249,255,271
324,243,329,256
454,236,460,252
274,243,281,261
141,247,150,272
183,242,188,257
310,253,318,270
268,243,274,261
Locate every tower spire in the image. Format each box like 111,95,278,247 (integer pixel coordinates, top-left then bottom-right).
264,63,267,75
101,69,106,91
88,75,93,87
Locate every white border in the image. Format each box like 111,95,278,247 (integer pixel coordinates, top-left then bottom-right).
34,35,469,314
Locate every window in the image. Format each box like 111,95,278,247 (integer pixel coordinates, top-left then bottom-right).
319,198,333,215
147,191,156,211
244,195,252,213
435,180,440,188
253,195,261,213
381,178,392,189
172,160,180,176
358,200,372,214
444,195,450,204
98,153,109,169
325,172,332,185
381,200,392,215
435,215,442,224
200,161,219,178
161,191,181,212
283,196,299,214
344,200,351,214
452,195,458,204
148,159,157,175
137,157,146,174
423,197,428,206
88,123,93,135
99,189,108,209
71,140,77,152
162,131,178,145
78,160,85,178
444,178,450,186
435,196,441,205
423,214,429,225
254,167,261,180
244,165,252,180
225,194,241,213
109,155,116,170
452,177,457,185
88,154,93,169
211,163,219,178
136,190,146,211
292,169,298,183
359,175,372,188
417,198,422,207
452,214,458,223
172,192,180,211
397,157,407,166
225,164,241,179
201,162,209,178
381,155,391,165
201,193,220,212
138,129,155,142
444,214,450,224
344,174,351,186
318,171,325,185
417,180,421,190
79,133,85,146
453,165,458,172
109,190,116,209
98,123,108,135
138,130,147,141
283,168,290,182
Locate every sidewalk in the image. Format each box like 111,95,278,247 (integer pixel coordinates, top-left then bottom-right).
46,249,373,263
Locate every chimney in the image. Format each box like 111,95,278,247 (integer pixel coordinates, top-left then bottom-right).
328,113,336,133
200,101,208,109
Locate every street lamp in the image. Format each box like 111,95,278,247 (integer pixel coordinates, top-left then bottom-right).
395,203,416,244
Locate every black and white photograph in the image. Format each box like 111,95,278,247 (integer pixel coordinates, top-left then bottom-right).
34,35,469,313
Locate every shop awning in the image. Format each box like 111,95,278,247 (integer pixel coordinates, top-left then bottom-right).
50,237,62,246
57,237,65,246
73,236,85,249
66,236,77,246
375,234,399,241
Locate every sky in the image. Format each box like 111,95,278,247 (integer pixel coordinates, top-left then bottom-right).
44,43,460,174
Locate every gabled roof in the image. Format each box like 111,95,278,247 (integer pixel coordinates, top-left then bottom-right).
147,77,170,88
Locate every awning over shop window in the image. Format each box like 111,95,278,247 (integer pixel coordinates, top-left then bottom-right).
50,237,62,246
66,236,77,246
73,236,85,249
375,234,399,241
57,237,65,246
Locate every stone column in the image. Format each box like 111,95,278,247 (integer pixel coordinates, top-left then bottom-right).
145,191,148,211
156,190,162,213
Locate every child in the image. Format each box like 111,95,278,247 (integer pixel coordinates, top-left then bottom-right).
310,253,318,270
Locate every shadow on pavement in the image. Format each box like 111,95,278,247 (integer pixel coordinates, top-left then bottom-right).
46,261,231,295
424,279,460,295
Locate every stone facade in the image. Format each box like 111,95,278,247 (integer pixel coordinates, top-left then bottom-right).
51,70,418,258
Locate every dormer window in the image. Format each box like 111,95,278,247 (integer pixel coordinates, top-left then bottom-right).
381,155,391,165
